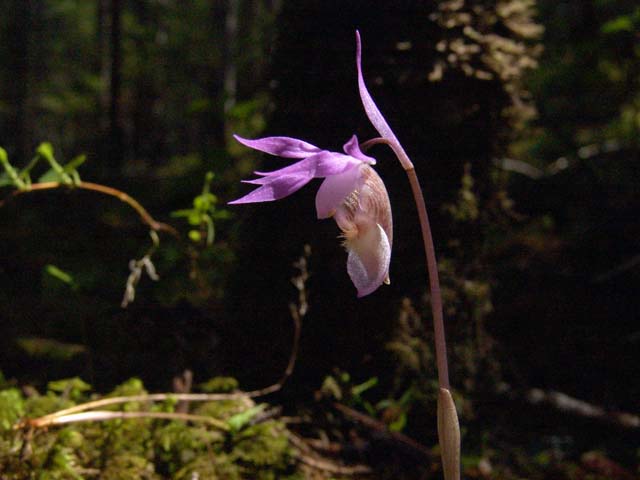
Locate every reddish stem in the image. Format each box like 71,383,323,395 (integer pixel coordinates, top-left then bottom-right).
405,167,450,389
361,137,450,389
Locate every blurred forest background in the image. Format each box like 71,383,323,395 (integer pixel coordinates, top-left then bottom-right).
0,0,639,478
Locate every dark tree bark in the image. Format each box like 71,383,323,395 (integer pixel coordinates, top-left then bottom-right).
206,0,227,146
6,0,33,163
108,0,124,167
130,0,158,163
223,0,239,118
97,0,109,124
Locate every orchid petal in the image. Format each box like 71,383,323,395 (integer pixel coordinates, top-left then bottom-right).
346,221,391,298
342,135,376,164
228,174,311,204
255,151,359,179
355,31,401,144
241,178,268,185
356,31,412,170
233,134,322,158
315,164,364,219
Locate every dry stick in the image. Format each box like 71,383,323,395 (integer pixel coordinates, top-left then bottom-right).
525,388,640,429
16,392,246,429
245,248,308,397
0,181,179,238
244,301,302,397
21,410,229,431
332,402,433,460
288,432,373,476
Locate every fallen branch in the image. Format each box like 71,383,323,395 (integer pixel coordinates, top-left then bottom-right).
525,388,640,430
288,432,373,476
333,402,433,460
16,410,229,431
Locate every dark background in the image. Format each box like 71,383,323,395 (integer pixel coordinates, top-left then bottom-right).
1,0,638,474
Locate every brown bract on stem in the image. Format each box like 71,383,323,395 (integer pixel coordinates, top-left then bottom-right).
0,181,179,238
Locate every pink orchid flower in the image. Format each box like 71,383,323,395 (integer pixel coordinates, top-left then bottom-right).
232,32,460,477
229,134,393,298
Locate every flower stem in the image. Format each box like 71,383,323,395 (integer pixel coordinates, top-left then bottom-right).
361,138,450,388
362,137,459,479
404,167,450,389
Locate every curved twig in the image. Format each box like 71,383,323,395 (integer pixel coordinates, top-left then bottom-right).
0,181,179,238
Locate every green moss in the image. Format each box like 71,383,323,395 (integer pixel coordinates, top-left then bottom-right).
0,377,300,478
47,377,92,402
231,421,292,469
100,454,159,480
194,397,250,420
24,393,74,419
0,389,24,430
199,376,240,393
174,454,242,480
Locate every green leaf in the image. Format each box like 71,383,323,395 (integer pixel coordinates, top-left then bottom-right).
37,168,57,183
226,404,266,432
601,16,634,33
0,172,12,187
212,210,232,220
193,193,217,211
170,209,196,218
47,377,92,401
63,154,87,172
37,142,55,161
0,147,26,190
199,376,239,393
0,389,25,430
352,377,378,397
388,412,407,432
36,142,75,184
16,337,86,361
601,8,640,34
187,212,201,225
44,264,75,286
47,377,92,392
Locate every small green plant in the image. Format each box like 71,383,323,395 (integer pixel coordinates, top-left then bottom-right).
171,171,231,246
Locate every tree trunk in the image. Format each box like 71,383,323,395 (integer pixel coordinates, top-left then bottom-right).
109,0,124,167
223,0,239,118
97,0,109,129
7,0,33,163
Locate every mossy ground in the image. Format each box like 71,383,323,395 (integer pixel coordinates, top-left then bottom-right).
0,377,302,479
